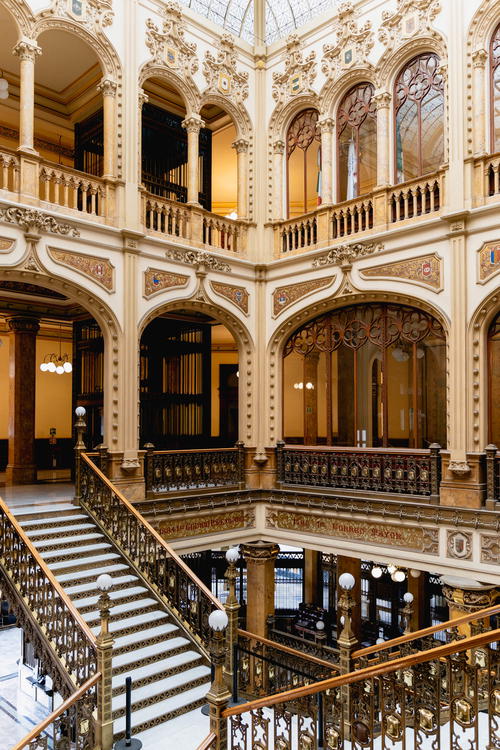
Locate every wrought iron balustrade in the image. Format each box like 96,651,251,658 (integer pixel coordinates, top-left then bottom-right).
144,444,245,495
0,498,97,688
80,452,225,650
276,443,441,499
486,444,500,507
267,625,340,664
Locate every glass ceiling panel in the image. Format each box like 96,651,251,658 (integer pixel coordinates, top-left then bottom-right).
180,0,333,45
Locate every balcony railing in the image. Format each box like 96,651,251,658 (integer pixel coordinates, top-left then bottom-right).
276,443,441,500
331,195,374,239
202,211,243,252
473,151,500,205
39,164,107,218
144,194,190,239
389,172,442,223
0,147,19,193
144,443,245,496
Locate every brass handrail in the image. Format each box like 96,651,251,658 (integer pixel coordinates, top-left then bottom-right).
222,626,500,717
11,672,101,750
80,452,223,612
353,601,500,659
280,444,432,455
195,733,217,750
148,447,239,455
238,629,339,671
0,497,97,646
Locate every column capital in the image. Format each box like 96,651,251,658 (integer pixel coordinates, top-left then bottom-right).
441,576,499,614
138,89,149,108
232,138,249,153
97,77,117,97
182,115,204,133
6,315,40,334
317,116,335,133
472,48,488,69
13,39,41,62
273,139,285,155
241,540,280,563
372,90,391,109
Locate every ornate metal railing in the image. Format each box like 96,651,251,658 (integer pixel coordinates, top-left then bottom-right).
12,672,100,750
331,196,374,239
223,623,500,749
276,443,441,499
80,452,224,650
144,193,190,238
0,147,20,193
267,624,340,664
389,171,443,223
195,733,217,750
39,163,107,218
144,444,245,495
485,444,500,507
0,497,97,688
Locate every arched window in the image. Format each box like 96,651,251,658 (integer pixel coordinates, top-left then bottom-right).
490,23,500,152
394,53,444,183
488,312,500,445
337,83,377,202
282,303,447,448
287,109,321,218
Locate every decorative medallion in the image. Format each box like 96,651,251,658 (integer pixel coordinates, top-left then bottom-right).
0,206,79,237
378,0,441,53
165,248,231,273
47,248,114,291
0,237,14,252
43,0,114,30
447,530,472,560
158,509,255,541
321,2,374,80
481,534,500,564
203,33,248,105
273,276,335,316
360,253,442,291
478,241,500,283
272,34,316,106
146,2,198,76
210,281,249,314
266,509,439,554
144,267,189,299
313,241,382,268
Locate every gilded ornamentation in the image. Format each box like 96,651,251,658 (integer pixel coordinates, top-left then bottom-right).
159,509,255,540
266,509,438,553
144,268,189,299
0,206,80,237
0,237,14,252
210,281,249,314
478,241,500,283
312,241,382,267
321,2,374,80
378,0,441,52
441,583,498,613
47,248,114,291
272,277,335,316
203,33,249,105
145,2,198,77
360,253,442,291
272,35,317,106
481,534,500,564
165,248,231,273
42,0,114,31
447,530,472,560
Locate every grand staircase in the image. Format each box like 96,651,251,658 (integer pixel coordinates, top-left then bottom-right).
10,498,212,740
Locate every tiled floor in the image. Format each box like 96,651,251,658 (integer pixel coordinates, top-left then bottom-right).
0,482,73,510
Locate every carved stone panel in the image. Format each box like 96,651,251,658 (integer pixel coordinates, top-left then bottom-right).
312,241,382,268
272,276,335,316
272,35,316,106
144,267,189,299
203,33,248,105
360,253,442,291
47,248,114,291
210,281,249,314
321,1,374,81
447,530,473,560
481,534,500,564
158,508,255,541
378,0,441,52
478,241,500,283
145,2,198,76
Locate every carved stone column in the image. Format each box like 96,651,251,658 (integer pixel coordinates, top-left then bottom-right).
6,316,40,484
373,90,391,187
182,115,204,205
232,138,249,220
13,40,41,154
273,140,285,221
472,49,488,156
98,77,118,179
318,117,334,205
441,576,499,638
241,541,280,637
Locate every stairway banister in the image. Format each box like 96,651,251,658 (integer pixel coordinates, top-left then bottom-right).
0,497,97,647
352,601,500,659
222,625,500,718
80,452,224,612
195,733,217,750
11,672,101,750
238,629,339,671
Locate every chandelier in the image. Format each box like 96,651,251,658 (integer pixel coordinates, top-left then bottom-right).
39,325,72,374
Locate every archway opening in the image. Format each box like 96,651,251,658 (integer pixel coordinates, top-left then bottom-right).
286,108,321,218
488,311,500,445
140,311,238,449
0,5,21,169
200,101,237,217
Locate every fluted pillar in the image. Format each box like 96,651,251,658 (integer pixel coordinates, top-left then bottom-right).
472,49,489,155
241,541,280,637
13,40,41,154
97,78,118,179
232,138,249,219
318,117,334,205
6,316,40,484
273,139,285,221
182,115,204,205
373,90,391,187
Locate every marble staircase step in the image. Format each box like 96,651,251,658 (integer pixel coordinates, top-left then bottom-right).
111,650,205,695
64,573,139,597
19,514,90,529
90,610,171,640
82,597,158,624
112,623,179,653
49,552,122,573
40,541,113,562
55,563,130,585
76,588,150,613
24,523,98,540
33,532,106,551
112,666,211,718
113,636,191,669
11,504,80,519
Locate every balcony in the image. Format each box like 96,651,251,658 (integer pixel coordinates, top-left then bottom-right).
473,151,500,206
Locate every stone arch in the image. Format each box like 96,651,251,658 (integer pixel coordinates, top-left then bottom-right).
269,93,322,144
139,63,200,115
0,0,34,37
320,66,377,118
469,288,500,451
139,296,255,446
376,37,447,94
266,290,450,447
199,92,251,140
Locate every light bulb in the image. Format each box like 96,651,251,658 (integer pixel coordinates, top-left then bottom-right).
40,363,48,372
225,547,240,564
338,572,355,590
63,362,72,373
47,362,56,372
208,609,229,631
409,569,421,578
0,79,8,91
75,406,86,417
56,365,64,374
371,566,382,579
305,382,314,390
392,569,406,583
387,564,396,575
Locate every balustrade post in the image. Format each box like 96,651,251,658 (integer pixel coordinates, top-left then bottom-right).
275,440,285,488
95,575,114,750
224,547,240,691
236,441,245,489
400,592,414,635
337,573,358,739
429,443,441,504
143,442,155,496
94,443,108,476
73,407,87,505
485,444,498,509
207,611,231,750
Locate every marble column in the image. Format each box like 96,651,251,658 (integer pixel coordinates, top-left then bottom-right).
337,555,361,643
232,138,249,219
318,117,334,205
98,77,118,179
273,139,285,221
6,316,40,484
13,40,41,154
472,49,488,155
441,576,499,638
241,540,280,637
373,90,391,187
182,115,204,205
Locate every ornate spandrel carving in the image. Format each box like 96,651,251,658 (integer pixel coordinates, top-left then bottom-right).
144,268,189,299
203,33,248,105
42,0,114,31
273,277,335,316
48,247,114,291
312,241,382,268
0,206,80,237
165,248,231,273
360,253,442,291
210,281,249,314
321,1,374,81
272,34,316,106
145,1,198,76
378,0,441,52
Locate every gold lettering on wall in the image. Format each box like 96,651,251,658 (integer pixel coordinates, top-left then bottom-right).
159,509,255,540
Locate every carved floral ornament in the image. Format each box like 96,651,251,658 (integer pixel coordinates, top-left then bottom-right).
321,1,374,81
165,248,231,273
41,0,114,32
47,248,114,292
360,253,443,292
312,241,383,268
146,2,198,77
0,206,80,237
272,277,335,317
203,33,249,105
272,35,317,106
378,0,441,52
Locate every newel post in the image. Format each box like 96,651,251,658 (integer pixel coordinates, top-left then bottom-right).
337,573,358,739
236,441,245,489
224,547,241,691
95,574,114,750
429,443,441,504
207,610,231,750
485,444,498,509
74,407,87,505
143,442,155,496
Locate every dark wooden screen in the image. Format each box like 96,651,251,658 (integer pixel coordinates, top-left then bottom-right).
74,109,104,176
72,319,104,449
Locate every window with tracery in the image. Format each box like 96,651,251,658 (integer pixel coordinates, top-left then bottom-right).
488,312,500,445
491,23,500,152
282,303,447,448
337,83,377,202
287,109,321,218
394,53,444,183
